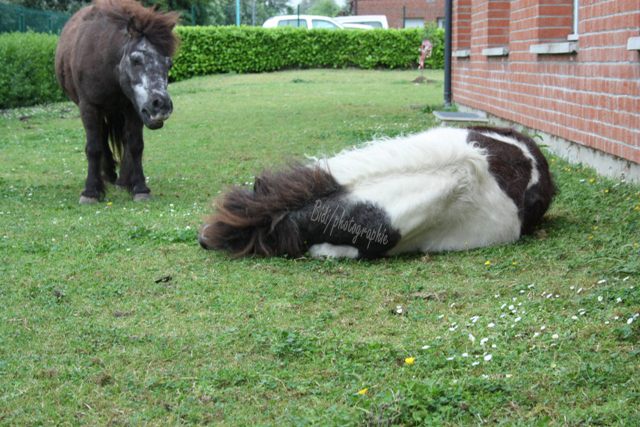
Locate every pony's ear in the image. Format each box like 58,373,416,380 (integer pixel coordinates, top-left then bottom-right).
254,177,268,195
269,212,288,233
126,16,137,38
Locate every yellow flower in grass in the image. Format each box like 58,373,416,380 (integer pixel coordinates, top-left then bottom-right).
405,357,415,365
358,388,368,395
485,261,491,265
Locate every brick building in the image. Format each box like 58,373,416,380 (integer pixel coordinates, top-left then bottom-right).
351,0,446,29
451,0,640,181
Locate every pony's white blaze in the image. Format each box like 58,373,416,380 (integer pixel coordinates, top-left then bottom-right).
133,74,150,111
317,127,522,255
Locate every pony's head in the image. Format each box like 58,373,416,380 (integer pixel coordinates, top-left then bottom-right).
102,0,180,129
198,164,341,257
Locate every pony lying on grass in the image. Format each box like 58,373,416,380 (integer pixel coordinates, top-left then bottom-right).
199,126,556,259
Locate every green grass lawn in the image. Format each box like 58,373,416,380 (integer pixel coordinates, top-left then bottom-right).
1,69,639,426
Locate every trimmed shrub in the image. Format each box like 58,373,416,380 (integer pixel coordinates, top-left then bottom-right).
0,26,444,108
0,31,66,109
170,26,443,82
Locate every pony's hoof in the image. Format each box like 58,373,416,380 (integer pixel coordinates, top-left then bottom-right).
133,193,153,202
79,196,99,205
116,185,127,191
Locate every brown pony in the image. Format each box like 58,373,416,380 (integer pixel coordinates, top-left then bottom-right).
55,0,180,204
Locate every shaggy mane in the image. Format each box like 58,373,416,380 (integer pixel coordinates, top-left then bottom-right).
96,0,180,57
201,164,342,257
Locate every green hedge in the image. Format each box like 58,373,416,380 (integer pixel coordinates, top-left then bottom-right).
170,26,444,82
0,31,67,109
0,27,444,108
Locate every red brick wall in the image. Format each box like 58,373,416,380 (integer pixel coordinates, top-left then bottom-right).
355,0,446,29
472,0,511,50
452,0,640,164
454,0,472,51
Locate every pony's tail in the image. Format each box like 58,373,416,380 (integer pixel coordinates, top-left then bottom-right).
102,112,125,187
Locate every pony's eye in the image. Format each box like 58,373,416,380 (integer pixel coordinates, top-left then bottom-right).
131,57,142,67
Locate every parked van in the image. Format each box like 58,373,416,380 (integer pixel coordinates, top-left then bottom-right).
263,15,344,30
334,15,389,29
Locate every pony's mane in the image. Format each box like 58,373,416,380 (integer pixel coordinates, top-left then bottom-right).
201,164,342,257
95,0,180,57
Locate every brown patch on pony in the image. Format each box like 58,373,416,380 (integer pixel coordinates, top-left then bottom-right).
468,126,556,235
96,0,180,57
199,164,344,257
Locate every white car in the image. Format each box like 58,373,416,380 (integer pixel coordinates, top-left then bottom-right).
262,15,344,30
335,15,389,29
343,23,373,30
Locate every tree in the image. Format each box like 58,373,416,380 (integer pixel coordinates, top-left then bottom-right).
3,0,90,14
221,0,292,26
308,0,340,17
3,0,291,26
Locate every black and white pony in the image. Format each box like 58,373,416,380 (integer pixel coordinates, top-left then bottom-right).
199,126,556,259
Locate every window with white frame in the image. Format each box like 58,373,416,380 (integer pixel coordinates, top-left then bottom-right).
568,0,579,40
405,18,425,28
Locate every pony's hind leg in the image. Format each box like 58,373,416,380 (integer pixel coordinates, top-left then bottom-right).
115,153,130,191
78,104,106,204
101,136,118,185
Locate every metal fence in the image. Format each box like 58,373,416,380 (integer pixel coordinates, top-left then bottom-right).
0,4,71,34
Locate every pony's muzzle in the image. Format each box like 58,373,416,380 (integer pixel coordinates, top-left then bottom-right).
142,95,173,128
198,224,213,250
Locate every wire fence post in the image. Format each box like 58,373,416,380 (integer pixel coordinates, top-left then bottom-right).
19,6,26,32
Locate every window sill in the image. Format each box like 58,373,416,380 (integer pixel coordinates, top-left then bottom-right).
482,47,509,57
530,42,578,55
452,49,471,58
628,37,640,51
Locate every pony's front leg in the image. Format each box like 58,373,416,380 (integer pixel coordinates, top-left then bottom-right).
121,113,152,201
79,104,105,204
